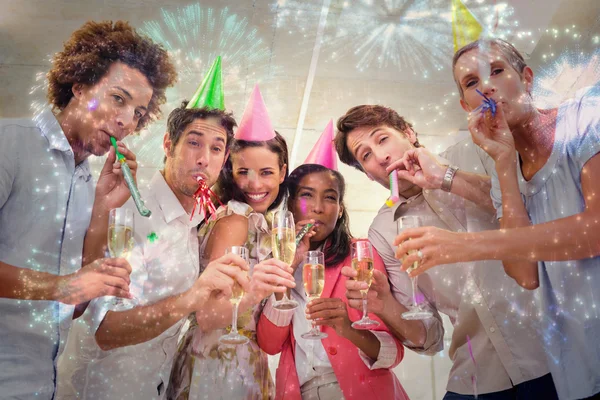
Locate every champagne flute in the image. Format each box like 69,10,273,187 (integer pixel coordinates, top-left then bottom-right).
351,240,380,329
271,210,299,310
219,246,250,346
107,208,136,310
301,251,327,340
398,216,433,320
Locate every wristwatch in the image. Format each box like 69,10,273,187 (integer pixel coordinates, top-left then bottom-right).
441,165,459,192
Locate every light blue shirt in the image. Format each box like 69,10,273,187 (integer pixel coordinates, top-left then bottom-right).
0,108,94,399
491,87,600,400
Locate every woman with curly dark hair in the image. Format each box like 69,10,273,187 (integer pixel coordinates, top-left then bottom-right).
0,20,176,399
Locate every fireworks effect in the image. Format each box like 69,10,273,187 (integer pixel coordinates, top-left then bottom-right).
274,0,519,77
130,3,279,166
140,4,272,85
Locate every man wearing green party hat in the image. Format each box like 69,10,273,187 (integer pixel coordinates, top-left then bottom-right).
56,57,253,399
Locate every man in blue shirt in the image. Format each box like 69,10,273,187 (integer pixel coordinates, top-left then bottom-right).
0,20,176,398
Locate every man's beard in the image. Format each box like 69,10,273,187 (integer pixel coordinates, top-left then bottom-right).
178,182,198,197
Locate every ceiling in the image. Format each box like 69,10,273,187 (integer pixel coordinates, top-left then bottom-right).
1,0,599,233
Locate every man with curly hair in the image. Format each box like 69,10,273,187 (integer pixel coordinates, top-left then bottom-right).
0,20,176,399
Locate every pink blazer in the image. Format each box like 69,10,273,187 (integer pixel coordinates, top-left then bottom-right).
257,244,410,400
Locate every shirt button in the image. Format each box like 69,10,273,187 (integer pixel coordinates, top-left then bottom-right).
490,327,496,333
328,346,337,356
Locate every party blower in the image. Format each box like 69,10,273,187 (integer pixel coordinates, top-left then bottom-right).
386,169,400,207
110,137,151,217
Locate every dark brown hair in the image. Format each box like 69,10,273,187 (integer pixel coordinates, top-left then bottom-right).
215,131,289,211
164,101,237,163
452,38,527,99
47,20,177,131
335,105,421,171
287,164,352,267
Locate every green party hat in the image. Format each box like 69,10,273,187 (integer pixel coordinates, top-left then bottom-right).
186,56,224,110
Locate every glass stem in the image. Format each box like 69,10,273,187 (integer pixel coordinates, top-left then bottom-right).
362,292,368,320
411,276,419,309
311,317,319,335
231,303,239,333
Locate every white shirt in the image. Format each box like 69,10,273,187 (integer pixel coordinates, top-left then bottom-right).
290,260,336,386
0,108,94,399
56,171,203,400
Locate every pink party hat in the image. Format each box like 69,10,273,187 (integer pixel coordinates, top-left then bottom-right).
303,119,338,170
234,85,276,141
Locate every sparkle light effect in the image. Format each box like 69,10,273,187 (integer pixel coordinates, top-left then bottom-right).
274,0,519,77
533,47,600,109
87,98,99,111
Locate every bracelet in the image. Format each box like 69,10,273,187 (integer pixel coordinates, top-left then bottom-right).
441,165,459,192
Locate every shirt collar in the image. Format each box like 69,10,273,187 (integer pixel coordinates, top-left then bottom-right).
34,107,92,180
151,171,204,226
34,107,72,153
396,190,424,207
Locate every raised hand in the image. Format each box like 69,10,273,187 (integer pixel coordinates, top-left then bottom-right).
393,226,469,277
385,147,447,190
468,102,516,163
95,142,138,210
305,297,353,337
291,219,316,271
193,253,251,304
341,266,390,315
247,258,296,304
54,257,132,304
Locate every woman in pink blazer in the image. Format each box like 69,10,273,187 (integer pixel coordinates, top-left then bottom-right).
257,163,410,400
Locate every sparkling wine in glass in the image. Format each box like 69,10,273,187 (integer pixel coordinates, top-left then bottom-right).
398,216,433,320
108,209,134,259
107,208,136,310
219,246,250,346
301,251,327,340
271,210,299,310
351,240,380,329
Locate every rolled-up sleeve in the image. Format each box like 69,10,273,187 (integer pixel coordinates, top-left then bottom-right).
358,330,398,369
368,223,445,355
262,294,294,327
